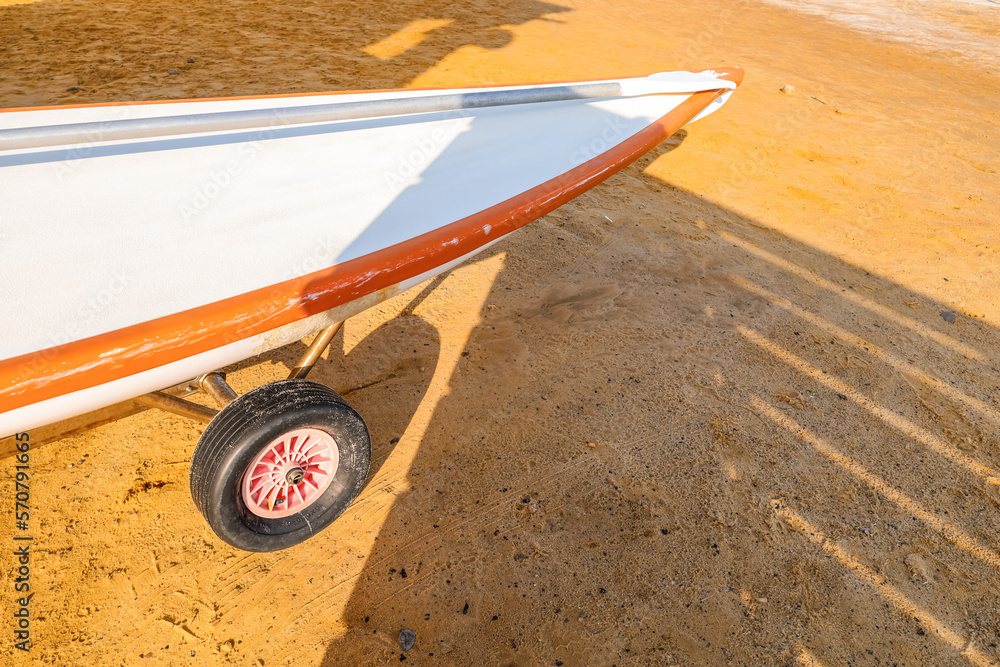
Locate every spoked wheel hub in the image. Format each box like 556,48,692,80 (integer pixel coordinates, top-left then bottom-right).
241,428,339,519
189,379,371,552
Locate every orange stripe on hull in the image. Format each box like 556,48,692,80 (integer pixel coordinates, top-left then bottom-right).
0,67,743,414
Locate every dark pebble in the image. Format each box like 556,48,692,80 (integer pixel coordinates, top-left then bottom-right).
399,628,416,651
941,311,957,323
187,58,195,63
65,86,84,92
168,70,180,75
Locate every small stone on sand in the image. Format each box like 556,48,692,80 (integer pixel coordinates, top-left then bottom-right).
940,311,957,323
780,85,795,95
168,70,180,75
399,629,416,651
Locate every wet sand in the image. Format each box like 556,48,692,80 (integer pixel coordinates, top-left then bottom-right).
2,0,999,665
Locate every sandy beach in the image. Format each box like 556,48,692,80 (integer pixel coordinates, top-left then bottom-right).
1,0,999,664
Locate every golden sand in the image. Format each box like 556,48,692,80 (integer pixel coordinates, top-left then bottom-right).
1,0,998,664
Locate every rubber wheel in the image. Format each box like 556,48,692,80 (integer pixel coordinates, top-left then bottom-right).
190,379,371,552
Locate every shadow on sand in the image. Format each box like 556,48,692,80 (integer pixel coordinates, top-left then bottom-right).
0,0,571,105
315,138,1000,665
6,1,999,663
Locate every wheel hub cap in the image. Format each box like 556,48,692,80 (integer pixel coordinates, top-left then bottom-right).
241,428,339,519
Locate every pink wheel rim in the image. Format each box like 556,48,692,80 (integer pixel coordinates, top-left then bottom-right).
241,428,339,519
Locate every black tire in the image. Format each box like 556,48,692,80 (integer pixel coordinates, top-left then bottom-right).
189,379,371,552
